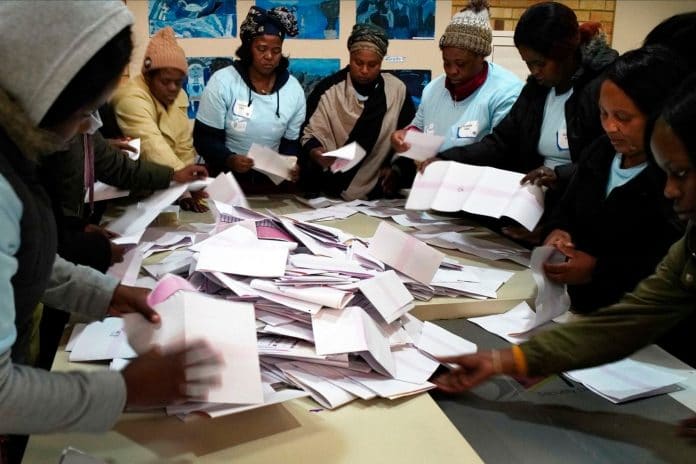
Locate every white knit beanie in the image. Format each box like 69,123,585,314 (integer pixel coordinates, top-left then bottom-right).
0,1,134,124
439,0,493,57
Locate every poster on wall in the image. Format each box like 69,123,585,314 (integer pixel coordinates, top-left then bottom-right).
385,69,431,108
149,0,237,38
183,57,235,118
256,0,340,39
288,58,341,97
356,0,435,39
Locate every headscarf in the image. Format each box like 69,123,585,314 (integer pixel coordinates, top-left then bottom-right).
239,6,298,44
347,23,389,59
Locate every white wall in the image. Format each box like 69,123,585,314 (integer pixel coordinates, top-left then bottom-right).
613,0,696,53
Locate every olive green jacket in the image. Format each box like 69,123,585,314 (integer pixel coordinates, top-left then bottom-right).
521,224,694,376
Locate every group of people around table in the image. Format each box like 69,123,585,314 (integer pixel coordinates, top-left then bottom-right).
2,0,696,460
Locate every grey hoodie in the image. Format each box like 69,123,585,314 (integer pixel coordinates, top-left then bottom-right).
0,1,135,434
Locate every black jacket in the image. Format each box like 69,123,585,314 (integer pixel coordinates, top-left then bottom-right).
439,36,618,186
545,135,684,313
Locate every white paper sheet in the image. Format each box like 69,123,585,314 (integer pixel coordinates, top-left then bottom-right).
415,321,477,358
528,246,570,331
368,222,444,284
107,183,188,236
69,318,137,361
248,143,297,183
397,131,445,162
205,172,249,208
124,291,263,405
327,142,366,173
358,270,414,323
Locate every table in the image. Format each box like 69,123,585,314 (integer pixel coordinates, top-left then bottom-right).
431,319,696,464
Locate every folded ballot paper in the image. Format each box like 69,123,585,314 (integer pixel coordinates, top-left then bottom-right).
407,160,545,231
323,142,367,173
205,171,249,208
397,131,445,162
123,290,264,405
248,143,297,185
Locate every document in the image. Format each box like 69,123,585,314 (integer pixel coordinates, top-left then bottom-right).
312,306,396,376
250,279,354,309
564,357,686,404
277,362,358,409
124,291,263,405
326,142,367,173
85,181,129,203
469,301,556,344
414,321,477,358
107,183,188,236
248,143,297,184
406,160,545,231
397,131,445,162
69,317,136,361
205,172,249,208
368,221,444,284
358,270,414,323
527,246,570,331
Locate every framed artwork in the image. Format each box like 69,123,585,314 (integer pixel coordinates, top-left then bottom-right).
385,69,431,108
288,58,341,97
183,56,235,118
149,0,237,38
256,0,340,39
356,0,435,39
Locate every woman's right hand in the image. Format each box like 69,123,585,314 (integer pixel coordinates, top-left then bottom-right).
121,340,223,408
227,155,254,173
310,146,334,170
390,129,410,153
417,157,438,174
544,228,573,248
522,166,557,188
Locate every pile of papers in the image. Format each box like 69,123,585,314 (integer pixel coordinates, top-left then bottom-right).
72,191,523,419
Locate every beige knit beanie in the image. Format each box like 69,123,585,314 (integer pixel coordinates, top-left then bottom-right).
439,0,492,57
142,27,188,75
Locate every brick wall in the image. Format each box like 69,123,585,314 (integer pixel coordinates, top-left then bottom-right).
452,0,615,44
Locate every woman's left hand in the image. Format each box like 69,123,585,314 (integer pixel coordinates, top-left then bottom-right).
108,284,159,323
289,164,300,183
543,242,596,284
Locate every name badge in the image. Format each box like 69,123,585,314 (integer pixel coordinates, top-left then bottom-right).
233,100,253,118
231,119,247,132
425,123,435,135
457,120,479,138
557,129,569,150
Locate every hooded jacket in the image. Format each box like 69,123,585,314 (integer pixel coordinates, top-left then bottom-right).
438,32,618,183
0,0,132,434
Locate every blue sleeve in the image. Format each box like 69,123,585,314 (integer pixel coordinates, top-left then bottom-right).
196,70,231,130
0,174,21,354
283,82,307,142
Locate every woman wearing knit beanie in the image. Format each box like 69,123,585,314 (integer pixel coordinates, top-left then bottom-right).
391,0,522,158
429,1,617,244
112,26,208,211
299,23,416,200
0,0,221,454
193,6,305,194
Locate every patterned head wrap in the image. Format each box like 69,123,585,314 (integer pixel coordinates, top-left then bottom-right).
240,6,298,43
347,23,389,59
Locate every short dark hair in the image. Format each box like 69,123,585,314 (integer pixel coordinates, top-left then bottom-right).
657,73,696,166
603,45,686,119
41,26,133,128
514,2,578,60
235,40,289,72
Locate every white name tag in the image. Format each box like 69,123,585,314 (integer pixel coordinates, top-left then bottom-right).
233,100,253,118
457,120,479,138
557,129,569,150
425,123,435,135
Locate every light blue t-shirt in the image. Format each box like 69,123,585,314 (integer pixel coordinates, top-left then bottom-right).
0,174,22,353
410,62,522,152
196,65,306,155
606,153,647,197
538,87,573,168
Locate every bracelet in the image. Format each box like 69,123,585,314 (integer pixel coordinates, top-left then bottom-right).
490,350,503,374
511,345,528,376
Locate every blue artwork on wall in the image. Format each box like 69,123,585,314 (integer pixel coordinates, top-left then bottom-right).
149,0,237,38
385,69,431,108
356,0,436,39
183,56,234,118
289,58,341,97
256,0,340,39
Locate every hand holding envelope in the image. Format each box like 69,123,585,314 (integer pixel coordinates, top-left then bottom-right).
248,143,297,184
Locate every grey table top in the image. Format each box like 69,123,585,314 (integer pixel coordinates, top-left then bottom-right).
430,319,696,464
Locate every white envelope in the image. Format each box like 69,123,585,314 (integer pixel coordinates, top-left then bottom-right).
205,172,249,208
248,143,297,183
368,222,444,284
107,183,188,237
415,321,478,358
123,291,263,405
195,241,289,278
69,317,137,361
327,142,366,173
